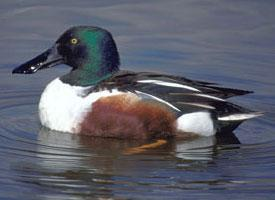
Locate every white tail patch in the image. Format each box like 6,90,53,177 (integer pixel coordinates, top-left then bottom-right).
137,80,200,92
135,90,181,111
176,112,216,136
218,112,263,121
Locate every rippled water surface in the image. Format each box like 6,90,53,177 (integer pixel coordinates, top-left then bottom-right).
0,1,275,199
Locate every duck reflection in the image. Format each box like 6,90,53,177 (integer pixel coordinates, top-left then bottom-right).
174,132,240,160
37,128,240,162
32,128,240,199
36,128,241,172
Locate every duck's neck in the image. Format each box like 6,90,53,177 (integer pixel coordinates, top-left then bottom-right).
60,64,119,86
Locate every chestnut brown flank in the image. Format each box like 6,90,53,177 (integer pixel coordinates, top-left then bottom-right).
79,94,176,139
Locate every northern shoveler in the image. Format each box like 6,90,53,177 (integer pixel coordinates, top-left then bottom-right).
12,26,262,140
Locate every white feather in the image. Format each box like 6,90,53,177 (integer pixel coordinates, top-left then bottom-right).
218,112,263,121
137,80,200,92
176,112,216,136
135,90,181,111
177,102,215,109
194,93,225,102
39,78,124,133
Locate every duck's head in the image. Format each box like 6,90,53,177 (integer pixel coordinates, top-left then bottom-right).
13,26,120,86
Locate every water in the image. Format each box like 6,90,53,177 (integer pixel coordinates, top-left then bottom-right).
0,1,275,199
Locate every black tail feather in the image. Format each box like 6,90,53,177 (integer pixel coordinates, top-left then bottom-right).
207,86,253,98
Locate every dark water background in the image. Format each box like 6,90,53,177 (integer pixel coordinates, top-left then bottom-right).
0,1,275,199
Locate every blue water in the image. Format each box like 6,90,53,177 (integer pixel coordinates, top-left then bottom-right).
0,1,275,199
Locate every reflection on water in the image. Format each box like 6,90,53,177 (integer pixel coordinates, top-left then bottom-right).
0,0,275,199
11,127,239,200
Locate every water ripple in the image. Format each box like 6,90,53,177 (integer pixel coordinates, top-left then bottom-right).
1,1,275,199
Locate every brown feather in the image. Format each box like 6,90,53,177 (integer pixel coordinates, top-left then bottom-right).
79,94,176,139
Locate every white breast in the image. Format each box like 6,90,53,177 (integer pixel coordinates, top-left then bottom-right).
38,78,123,133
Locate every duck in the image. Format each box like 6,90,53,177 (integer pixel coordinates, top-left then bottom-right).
12,26,262,140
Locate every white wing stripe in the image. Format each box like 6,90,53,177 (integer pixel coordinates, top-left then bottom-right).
137,80,200,92
177,102,215,109
135,90,181,112
194,93,225,102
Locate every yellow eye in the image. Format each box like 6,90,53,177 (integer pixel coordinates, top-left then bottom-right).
70,38,78,44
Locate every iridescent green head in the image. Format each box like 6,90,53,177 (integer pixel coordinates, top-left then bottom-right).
13,26,120,86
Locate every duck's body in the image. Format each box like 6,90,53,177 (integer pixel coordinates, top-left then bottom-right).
39,70,259,139
13,26,261,139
